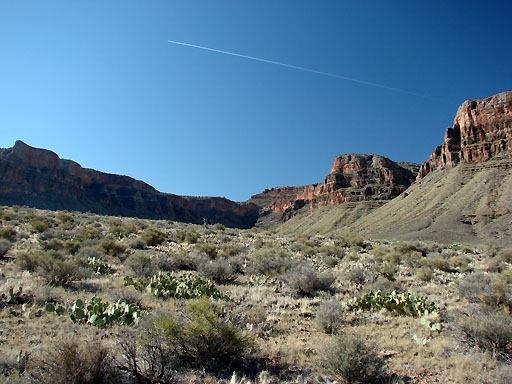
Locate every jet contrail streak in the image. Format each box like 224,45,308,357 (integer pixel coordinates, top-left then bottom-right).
168,40,440,101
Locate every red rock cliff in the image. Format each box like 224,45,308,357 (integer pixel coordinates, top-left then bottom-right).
249,154,418,212
0,141,259,228
418,91,512,179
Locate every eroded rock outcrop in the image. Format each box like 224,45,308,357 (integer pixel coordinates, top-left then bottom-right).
418,91,512,179
249,154,418,213
0,141,259,228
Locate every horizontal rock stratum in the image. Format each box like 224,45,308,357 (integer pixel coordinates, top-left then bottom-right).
0,140,259,228
249,154,419,213
418,90,512,179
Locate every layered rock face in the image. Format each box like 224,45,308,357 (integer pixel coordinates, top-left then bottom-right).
249,154,418,213
418,91,512,179
0,141,259,228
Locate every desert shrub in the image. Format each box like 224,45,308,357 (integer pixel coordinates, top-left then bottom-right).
497,248,512,263
144,298,250,370
448,255,470,272
315,299,346,334
128,238,146,250
0,227,16,242
247,247,292,276
323,255,339,268
170,252,197,271
319,243,345,258
336,232,367,248
219,243,243,258
378,262,398,281
126,252,155,277
62,240,81,255
81,226,102,240
425,253,451,272
41,239,65,251
458,272,512,311
29,340,120,384
151,253,176,272
347,266,368,286
56,212,75,226
0,239,11,257
367,276,403,294
195,243,218,259
285,263,335,296
118,337,176,384
99,238,126,257
321,333,386,383
456,310,512,360
77,246,102,260
30,216,53,233
38,251,91,286
482,258,504,273
198,258,235,284
108,222,136,239
214,223,225,231
142,228,167,246
175,229,200,244
16,252,40,272
252,237,264,249
416,266,434,282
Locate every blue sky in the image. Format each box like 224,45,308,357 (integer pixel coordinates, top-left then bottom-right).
1,1,511,201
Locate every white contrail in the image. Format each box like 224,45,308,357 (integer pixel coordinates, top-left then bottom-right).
168,40,440,101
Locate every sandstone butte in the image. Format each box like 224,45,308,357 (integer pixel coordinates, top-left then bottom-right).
418,90,512,179
249,154,419,213
0,140,259,228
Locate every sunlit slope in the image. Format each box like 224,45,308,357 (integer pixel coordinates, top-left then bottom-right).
349,159,512,245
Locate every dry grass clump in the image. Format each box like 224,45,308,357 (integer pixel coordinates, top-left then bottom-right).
29,340,120,384
315,299,346,334
321,333,386,383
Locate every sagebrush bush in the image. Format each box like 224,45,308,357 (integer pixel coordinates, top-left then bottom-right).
497,248,512,263
144,298,250,370
99,238,126,257
0,239,11,257
126,252,155,277
37,251,91,286
315,299,346,334
0,227,16,242
456,310,512,360
30,216,52,233
142,228,167,246
347,266,368,286
29,340,120,384
321,333,386,383
218,243,243,258
247,247,292,276
198,258,235,284
285,263,335,296
195,243,218,259
416,266,434,282
175,229,200,244
128,238,146,250
319,243,345,259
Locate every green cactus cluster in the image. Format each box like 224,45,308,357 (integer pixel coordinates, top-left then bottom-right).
44,297,145,327
0,287,30,306
346,290,440,318
87,257,114,275
124,272,228,300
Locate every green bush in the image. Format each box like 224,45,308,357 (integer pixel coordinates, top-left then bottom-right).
218,243,243,258
319,243,345,258
30,216,53,233
142,228,167,246
144,298,250,370
195,243,218,259
321,333,386,383
175,229,200,244
0,227,16,242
